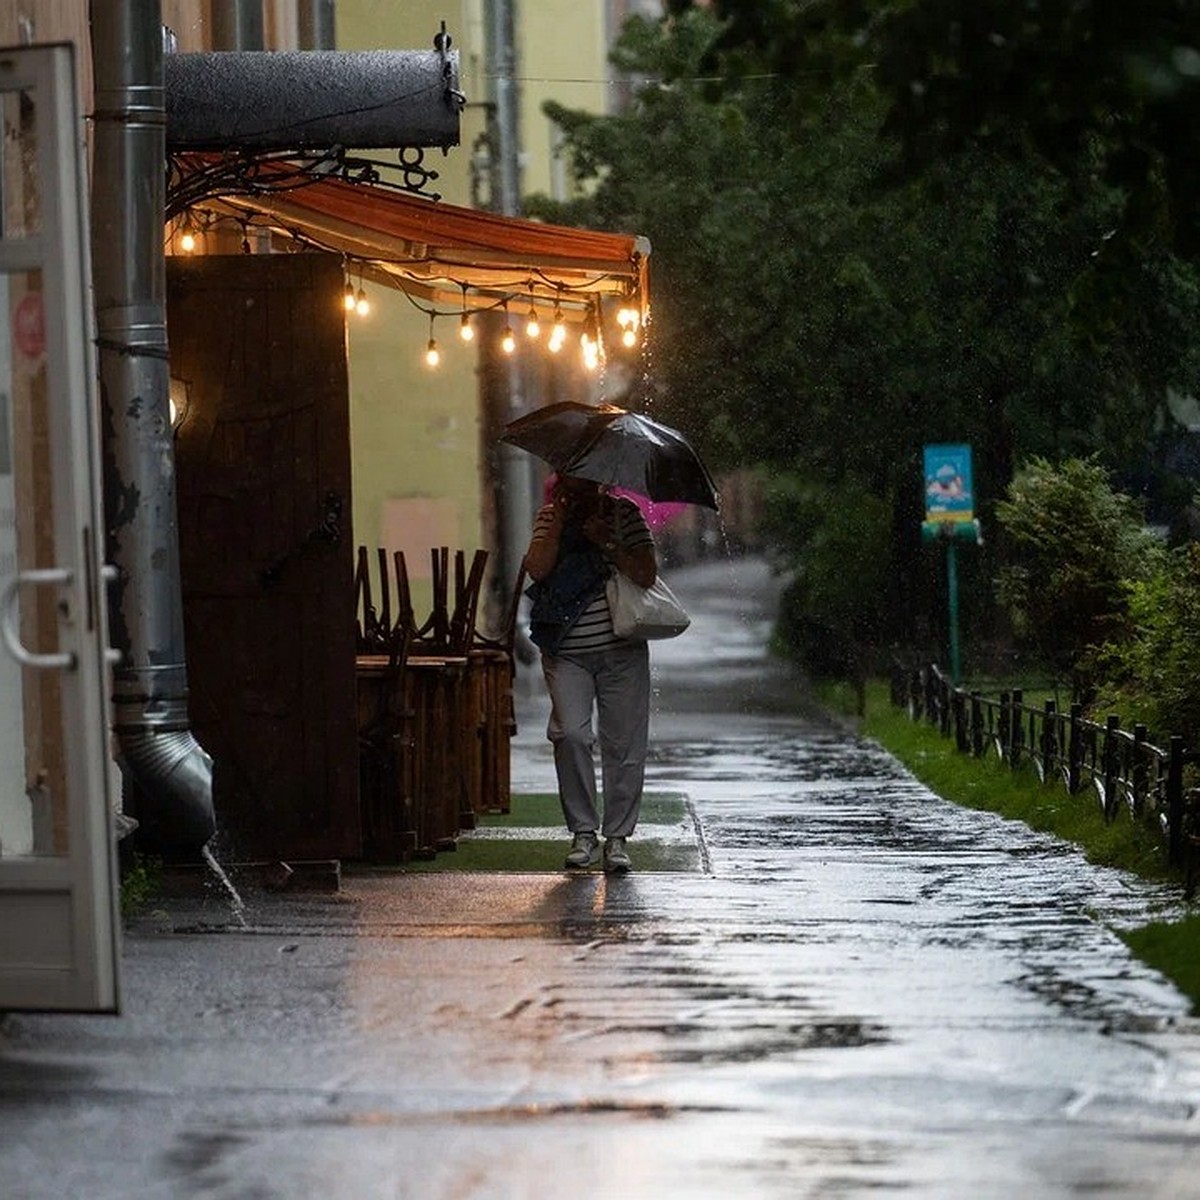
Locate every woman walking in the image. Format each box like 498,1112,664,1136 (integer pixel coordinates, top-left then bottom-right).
523,474,657,872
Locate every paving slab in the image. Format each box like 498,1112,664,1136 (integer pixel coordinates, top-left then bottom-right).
3,555,1199,1199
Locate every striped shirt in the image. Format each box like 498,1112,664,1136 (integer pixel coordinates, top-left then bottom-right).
531,496,654,654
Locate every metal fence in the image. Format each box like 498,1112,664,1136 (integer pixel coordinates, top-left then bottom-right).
890,662,1200,896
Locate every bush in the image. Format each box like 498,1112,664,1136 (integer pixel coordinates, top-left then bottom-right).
1093,541,1200,745
994,456,1161,699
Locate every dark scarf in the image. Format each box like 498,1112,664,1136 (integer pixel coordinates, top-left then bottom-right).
526,513,610,654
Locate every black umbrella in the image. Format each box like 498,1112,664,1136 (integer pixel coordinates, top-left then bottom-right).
500,401,720,510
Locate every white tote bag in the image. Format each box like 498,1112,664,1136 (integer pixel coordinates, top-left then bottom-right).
606,571,690,640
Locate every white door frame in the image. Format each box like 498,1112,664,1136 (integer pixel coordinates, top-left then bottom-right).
0,43,121,1013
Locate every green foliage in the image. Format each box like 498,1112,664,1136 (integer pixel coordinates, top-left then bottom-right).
870,0,1200,259
994,457,1161,695
395,793,699,873
119,853,161,918
761,470,893,683
1120,919,1200,1015
527,3,1200,651
1093,542,1200,745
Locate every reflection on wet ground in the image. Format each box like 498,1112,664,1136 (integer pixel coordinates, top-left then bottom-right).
6,557,1200,1199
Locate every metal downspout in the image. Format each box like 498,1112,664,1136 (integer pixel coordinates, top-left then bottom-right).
298,1,336,51
211,0,264,52
90,0,216,854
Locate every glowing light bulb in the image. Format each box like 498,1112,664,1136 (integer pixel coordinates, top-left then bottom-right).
180,230,196,253
622,327,637,348
581,332,600,371
343,284,356,312
526,311,540,339
501,325,516,354
425,338,441,367
459,313,475,341
548,305,567,352
355,288,370,317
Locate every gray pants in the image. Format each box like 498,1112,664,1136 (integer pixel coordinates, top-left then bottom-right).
541,642,650,838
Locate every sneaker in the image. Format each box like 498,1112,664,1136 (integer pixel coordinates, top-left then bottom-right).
565,832,600,870
603,836,632,874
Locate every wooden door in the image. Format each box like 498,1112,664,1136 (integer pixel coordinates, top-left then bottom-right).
168,253,359,861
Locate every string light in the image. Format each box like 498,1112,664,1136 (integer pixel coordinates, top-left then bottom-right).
548,311,566,353
425,313,440,367
459,285,474,341
581,330,600,372
328,269,647,366
617,306,640,348
501,301,516,354
580,303,603,371
177,213,200,253
525,288,540,339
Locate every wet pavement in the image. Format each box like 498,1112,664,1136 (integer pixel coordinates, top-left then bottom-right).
4,556,1200,1198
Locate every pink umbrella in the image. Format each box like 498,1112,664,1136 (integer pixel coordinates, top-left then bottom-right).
610,487,688,530
542,474,688,529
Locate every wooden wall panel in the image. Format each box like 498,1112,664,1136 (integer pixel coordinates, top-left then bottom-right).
168,251,360,861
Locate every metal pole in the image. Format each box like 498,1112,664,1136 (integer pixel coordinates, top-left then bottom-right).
211,0,264,51
489,0,519,219
486,0,535,598
946,538,961,685
298,1,335,50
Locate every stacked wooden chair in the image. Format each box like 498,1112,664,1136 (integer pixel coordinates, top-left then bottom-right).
354,544,524,862
355,546,418,862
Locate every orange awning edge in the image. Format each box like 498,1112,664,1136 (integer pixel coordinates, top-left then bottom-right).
174,155,650,320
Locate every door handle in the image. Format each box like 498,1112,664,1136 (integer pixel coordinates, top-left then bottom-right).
260,490,344,587
101,564,122,665
0,567,77,670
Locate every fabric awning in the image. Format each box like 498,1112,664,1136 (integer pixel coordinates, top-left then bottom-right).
180,157,650,323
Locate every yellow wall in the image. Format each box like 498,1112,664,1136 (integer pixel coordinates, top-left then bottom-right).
336,2,487,614
335,2,623,614
518,1,610,200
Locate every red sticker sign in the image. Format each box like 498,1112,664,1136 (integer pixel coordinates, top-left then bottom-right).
13,292,45,359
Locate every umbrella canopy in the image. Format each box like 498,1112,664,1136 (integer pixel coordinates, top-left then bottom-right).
501,401,720,510
610,488,689,530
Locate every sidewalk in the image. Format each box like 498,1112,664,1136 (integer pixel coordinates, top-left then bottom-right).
3,556,1200,1199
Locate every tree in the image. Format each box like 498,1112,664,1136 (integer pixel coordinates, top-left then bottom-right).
869,0,1200,257
526,3,1200,665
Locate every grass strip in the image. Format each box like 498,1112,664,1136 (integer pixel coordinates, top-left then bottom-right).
398,791,701,874
479,791,688,828
1119,917,1200,1009
851,681,1198,1012
859,686,1171,881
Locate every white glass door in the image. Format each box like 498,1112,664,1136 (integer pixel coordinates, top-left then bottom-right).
0,44,120,1012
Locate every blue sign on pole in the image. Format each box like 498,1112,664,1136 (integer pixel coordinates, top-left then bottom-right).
923,443,974,524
